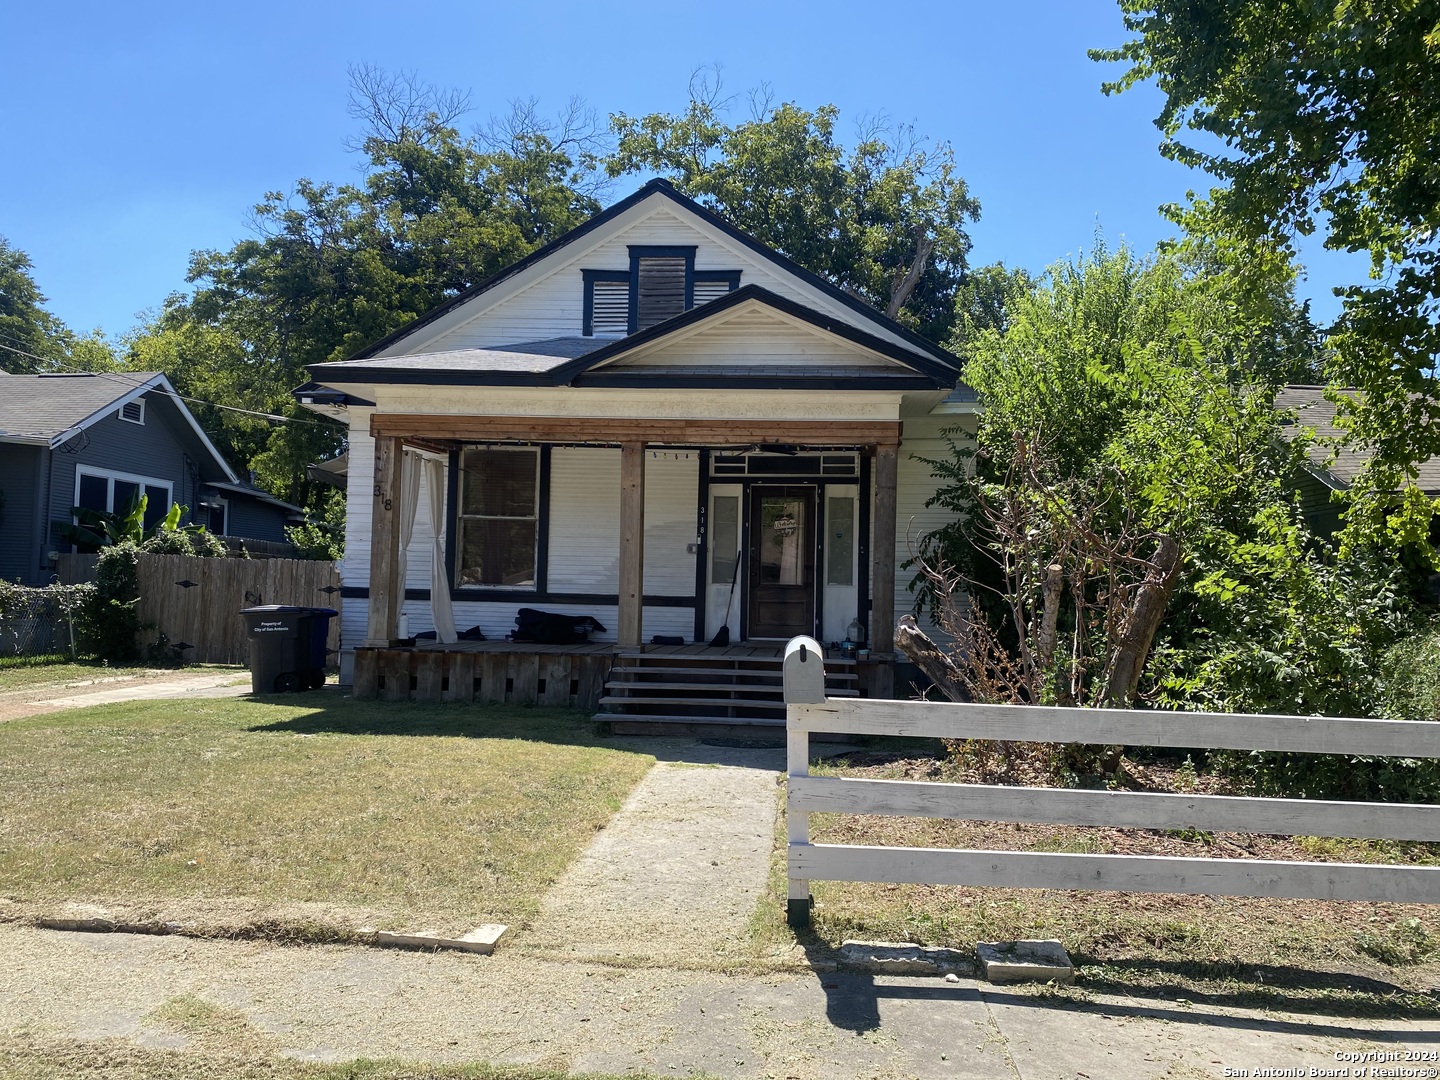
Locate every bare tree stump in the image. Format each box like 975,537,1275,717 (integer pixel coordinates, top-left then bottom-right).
895,615,970,703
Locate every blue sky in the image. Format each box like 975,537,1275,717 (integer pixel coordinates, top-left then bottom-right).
1,0,1370,339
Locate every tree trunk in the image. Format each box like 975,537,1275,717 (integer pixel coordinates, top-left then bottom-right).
1099,535,1181,708
1036,563,1063,671
895,614,970,703
885,232,934,320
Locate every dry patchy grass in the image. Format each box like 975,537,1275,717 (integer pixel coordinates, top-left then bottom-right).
0,696,653,936
0,658,239,693
0,1033,706,1080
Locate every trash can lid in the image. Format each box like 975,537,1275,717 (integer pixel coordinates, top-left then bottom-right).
239,605,338,616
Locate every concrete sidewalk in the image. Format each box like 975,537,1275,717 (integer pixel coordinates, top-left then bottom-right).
0,923,1432,1079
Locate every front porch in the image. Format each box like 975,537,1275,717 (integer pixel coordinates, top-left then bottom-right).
358,415,905,677
350,639,894,716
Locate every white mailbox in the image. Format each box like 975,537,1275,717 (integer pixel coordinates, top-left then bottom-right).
782,635,827,704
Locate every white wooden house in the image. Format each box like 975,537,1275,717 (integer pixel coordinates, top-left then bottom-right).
297,179,976,725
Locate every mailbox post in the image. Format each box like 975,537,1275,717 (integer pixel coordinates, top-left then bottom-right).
783,635,825,929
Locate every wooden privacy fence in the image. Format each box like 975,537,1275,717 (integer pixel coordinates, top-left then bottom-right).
56,552,340,666
780,638,1440,928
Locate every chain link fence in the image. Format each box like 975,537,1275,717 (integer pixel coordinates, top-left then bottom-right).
0,582,95,659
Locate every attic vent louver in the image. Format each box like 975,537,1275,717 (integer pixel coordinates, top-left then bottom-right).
119,399,145,425
590,279,629,335
635,256,687,331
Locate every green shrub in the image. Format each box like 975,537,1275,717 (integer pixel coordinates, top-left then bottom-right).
1381,628,1440,723
80,542,143,662
141,526,227,558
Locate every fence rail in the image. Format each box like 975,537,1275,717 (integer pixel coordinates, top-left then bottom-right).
781,636,1440,928
54,552,340,666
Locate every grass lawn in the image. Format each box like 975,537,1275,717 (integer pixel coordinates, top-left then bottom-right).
756,744,1440,1016
0,1034,705,1080
0,695,653,936
0,656,240,692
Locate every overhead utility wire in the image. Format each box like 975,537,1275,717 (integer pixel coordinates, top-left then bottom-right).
0,336,342,428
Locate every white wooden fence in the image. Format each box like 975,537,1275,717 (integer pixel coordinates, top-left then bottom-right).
781,638,1440,929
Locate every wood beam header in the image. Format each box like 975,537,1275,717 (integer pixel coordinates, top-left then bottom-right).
369,414,902,448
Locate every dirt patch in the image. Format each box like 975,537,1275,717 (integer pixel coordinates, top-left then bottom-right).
0,671,250,722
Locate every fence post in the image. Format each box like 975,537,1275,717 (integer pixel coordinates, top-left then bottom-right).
783,635,826,930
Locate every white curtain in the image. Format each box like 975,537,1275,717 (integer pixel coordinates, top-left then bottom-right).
425,455,457,643
396,451,423,637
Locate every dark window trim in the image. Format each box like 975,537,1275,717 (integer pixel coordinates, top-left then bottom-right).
628,245,697,334
535,446,552,593
450,444,550,591
858,453,872,634
693,449,710,642
692,269,742,290
581,269,628,337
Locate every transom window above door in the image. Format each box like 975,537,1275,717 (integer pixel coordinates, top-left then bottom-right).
582,246,741,336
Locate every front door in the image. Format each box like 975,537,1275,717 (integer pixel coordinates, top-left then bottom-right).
747,485,816,638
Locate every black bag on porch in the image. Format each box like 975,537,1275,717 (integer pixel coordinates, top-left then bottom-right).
512,608,607,645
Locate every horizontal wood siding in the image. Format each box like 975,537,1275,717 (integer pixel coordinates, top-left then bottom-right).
0,443,41,584
890,419,973,642
223,496,292,544
642,452,698,597
548,448,620,591
46,404,199,535
606,306,908,369
395,205,922,358
339,425,701,667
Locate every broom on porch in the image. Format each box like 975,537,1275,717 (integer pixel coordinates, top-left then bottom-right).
709,548,743,647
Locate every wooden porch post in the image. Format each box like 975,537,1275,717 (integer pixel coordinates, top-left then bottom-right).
364,434,404,646
618,442,646,648
871,444,898,656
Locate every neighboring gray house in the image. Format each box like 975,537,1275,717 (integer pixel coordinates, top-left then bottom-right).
1277,385,1440,538
0,370,304,585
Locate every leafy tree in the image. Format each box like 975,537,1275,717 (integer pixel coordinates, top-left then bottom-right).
0,237,118,374
916,245,1403,725
948,262,1034,358
1093,1,1440,553
607,75,980,341
122,66,603,507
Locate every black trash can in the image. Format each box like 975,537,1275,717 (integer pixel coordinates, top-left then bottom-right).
240,606,338,694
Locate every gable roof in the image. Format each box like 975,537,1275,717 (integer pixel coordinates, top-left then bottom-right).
346,178,961,375
309,285,954,391
0,370,238,482
1277,384,1440,495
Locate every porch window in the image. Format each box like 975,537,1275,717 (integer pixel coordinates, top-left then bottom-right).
456,447,539,587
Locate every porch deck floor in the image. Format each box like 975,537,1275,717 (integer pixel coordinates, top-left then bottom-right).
411,640,790,660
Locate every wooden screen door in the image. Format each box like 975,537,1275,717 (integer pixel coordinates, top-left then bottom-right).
747,486,817,638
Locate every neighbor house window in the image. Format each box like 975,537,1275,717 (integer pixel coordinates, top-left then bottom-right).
74,467,171,535
580,247,741,336
456,447,539,587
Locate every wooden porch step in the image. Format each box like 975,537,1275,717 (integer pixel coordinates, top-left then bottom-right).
607,665,857,682
614,651,858,667
603,681,861,697
598,695,788,710
594,712,785,728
